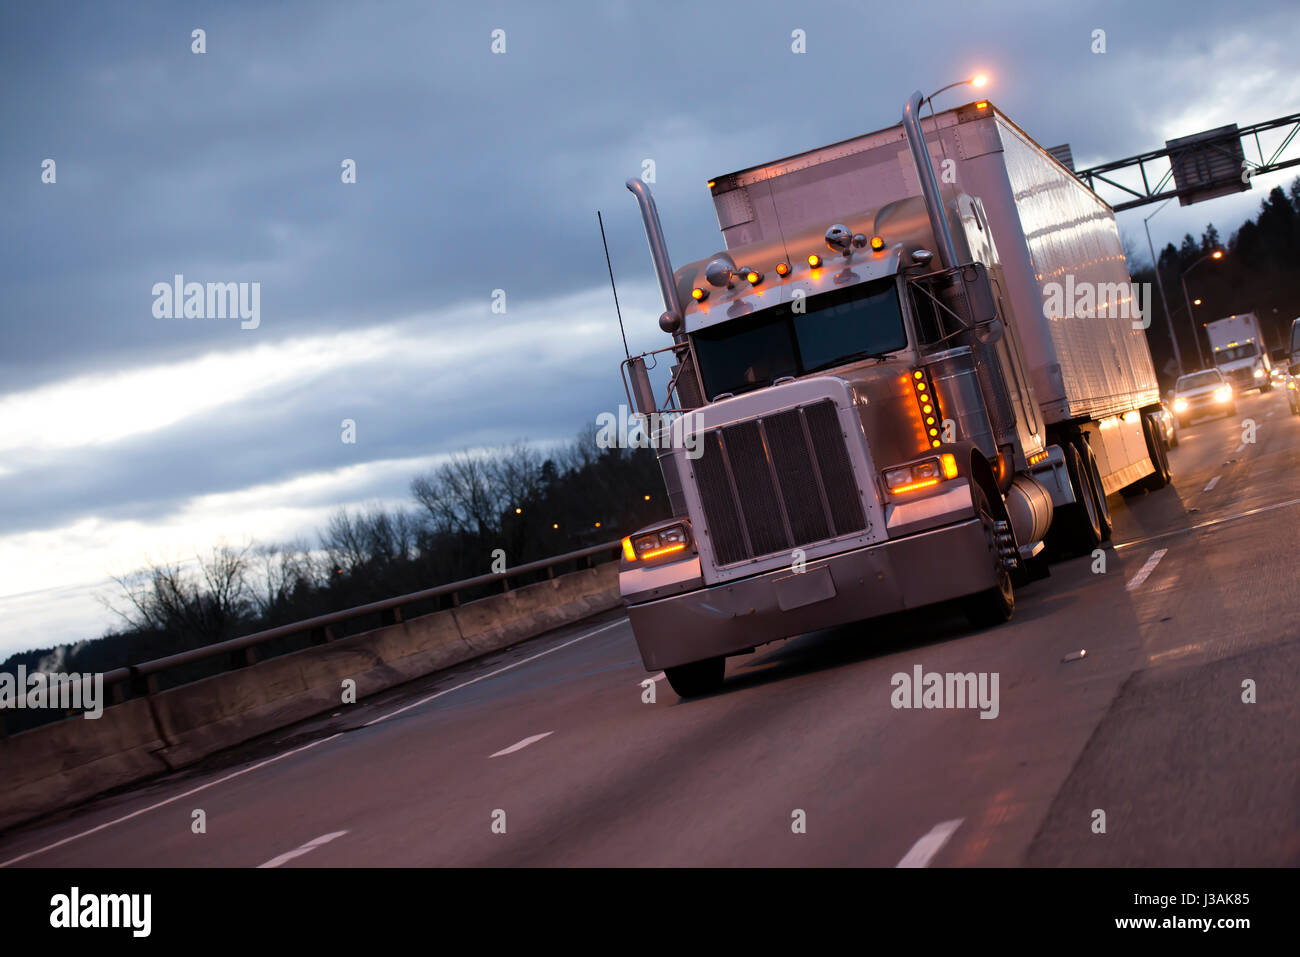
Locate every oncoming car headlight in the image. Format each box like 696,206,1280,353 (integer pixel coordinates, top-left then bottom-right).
1214,385,1233,402
1173,397,1189,413
622,521,693,565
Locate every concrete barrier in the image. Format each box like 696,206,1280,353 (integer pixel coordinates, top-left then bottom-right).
0,561,620,834
0,698,170,834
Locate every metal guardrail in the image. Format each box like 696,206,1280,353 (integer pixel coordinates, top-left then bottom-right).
94,539,624,699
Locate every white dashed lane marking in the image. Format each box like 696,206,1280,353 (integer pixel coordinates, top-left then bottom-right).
897,819,964,868
258,830,349,868
1125,548,1168,591
490,732,553,757
1203,475,1221,492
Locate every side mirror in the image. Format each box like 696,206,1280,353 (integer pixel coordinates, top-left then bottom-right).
959,263,998,325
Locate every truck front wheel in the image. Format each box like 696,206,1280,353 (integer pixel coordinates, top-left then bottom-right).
664,657,725,698
961,483,1015,628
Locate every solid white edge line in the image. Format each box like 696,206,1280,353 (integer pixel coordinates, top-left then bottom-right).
257,829,349,869
0,732,344,868
364,618,628,727
1125,548,1169,591
490,731,554,758
897,818,964,868
3,616,631,866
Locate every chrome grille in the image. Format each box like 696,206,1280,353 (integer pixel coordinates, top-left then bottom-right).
694,400,867,566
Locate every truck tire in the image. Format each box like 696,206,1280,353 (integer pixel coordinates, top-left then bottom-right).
1082,440,1112,542
961,483,1015,628
1138,414,1172,491
664,657,725,698
1045,440,1103,558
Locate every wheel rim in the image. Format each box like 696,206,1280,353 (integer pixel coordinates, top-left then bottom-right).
977,494,1012,601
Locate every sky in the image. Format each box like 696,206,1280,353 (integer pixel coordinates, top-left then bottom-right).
2,0,1298,658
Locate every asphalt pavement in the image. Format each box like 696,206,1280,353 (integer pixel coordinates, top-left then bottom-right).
2,387,1296,867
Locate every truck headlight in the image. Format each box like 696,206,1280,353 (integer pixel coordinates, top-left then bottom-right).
1253,367,1265,379
1172,397,1189,413
622,522,693,565
883,453,958,494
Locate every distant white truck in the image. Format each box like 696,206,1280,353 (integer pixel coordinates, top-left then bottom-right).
1206,313,1272,393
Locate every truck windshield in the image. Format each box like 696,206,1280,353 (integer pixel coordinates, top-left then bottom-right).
1215,343,1258,362
690,276,906,399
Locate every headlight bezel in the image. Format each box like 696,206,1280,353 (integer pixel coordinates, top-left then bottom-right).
882,453,959,497
621,520,695,567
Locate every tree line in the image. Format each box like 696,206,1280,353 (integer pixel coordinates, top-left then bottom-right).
1,429,667,720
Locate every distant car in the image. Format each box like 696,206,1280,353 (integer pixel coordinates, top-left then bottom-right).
1288,368,1300,416
1172,368,1236,428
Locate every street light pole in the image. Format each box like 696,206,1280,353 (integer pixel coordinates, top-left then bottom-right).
1178,271,1206,369
1142,201,1182,378
1178,249,1223,370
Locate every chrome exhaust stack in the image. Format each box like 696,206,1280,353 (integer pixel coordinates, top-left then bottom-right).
626,178,685,337
902,92,960,271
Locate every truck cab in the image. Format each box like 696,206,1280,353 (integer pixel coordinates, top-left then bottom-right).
1206,313,1272,393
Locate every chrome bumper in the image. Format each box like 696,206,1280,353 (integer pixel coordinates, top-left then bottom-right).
626,516,995,670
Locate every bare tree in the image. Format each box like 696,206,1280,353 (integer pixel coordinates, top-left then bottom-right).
412,450,507,537
106,543,253,645
250,539,314,617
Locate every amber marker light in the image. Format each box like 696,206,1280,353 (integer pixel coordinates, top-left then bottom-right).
691,287,708,301
775,262,791,277
892,477,941,493
870,236,885,251
622,537,636,562
807,253,822,268
638,542,687,560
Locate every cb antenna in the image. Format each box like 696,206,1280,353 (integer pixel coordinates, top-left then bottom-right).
598,210,631,360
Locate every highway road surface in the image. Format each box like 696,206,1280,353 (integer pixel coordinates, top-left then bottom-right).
2,388,1297,867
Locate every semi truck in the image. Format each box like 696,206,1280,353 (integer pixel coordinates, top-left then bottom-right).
616,95,1171,697
1205,312,1272,393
